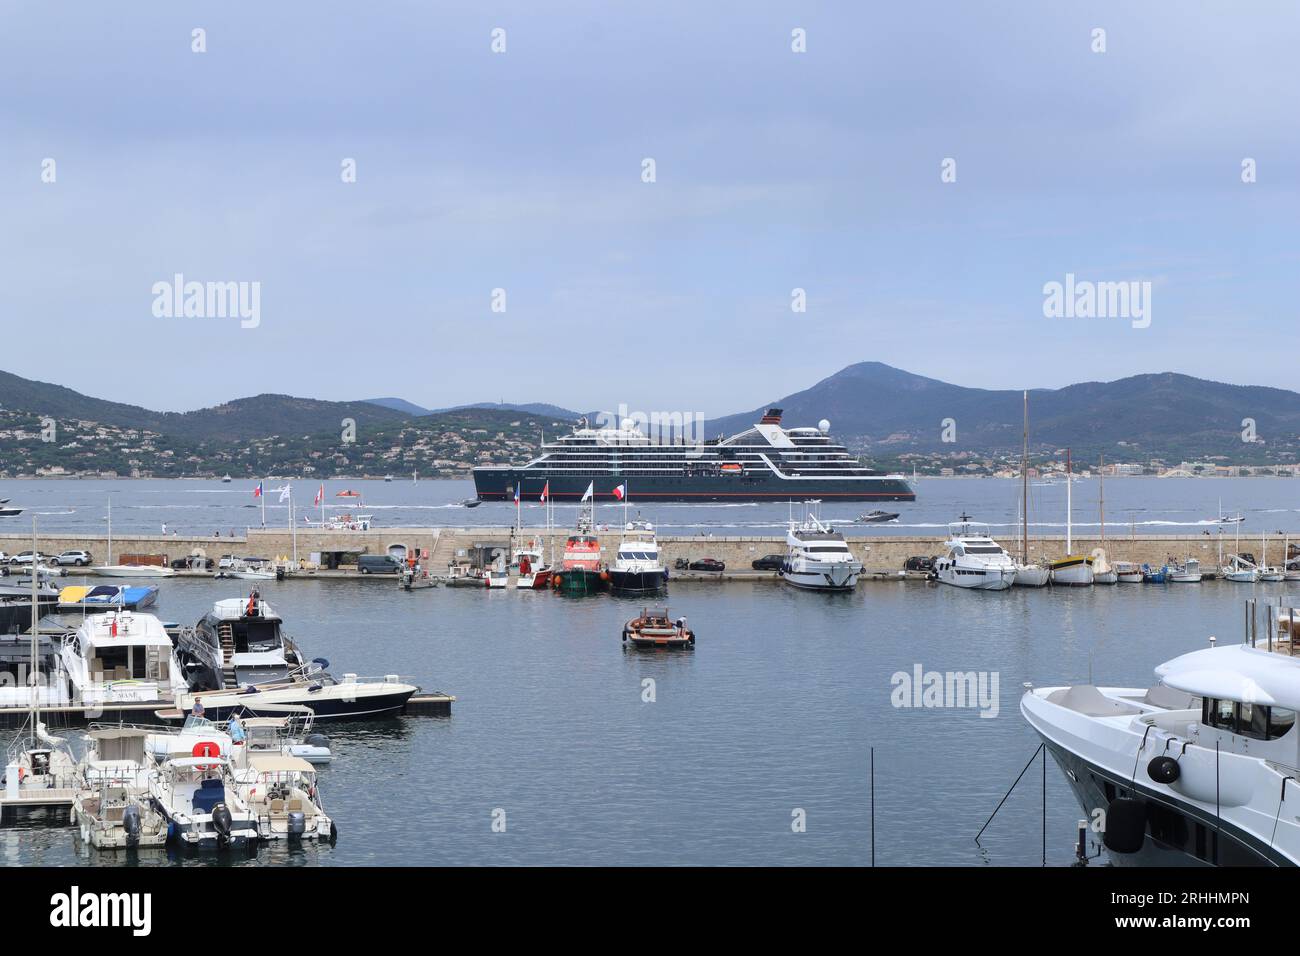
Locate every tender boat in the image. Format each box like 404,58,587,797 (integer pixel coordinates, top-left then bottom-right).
1091,549,1118,585
398,564,438,590
233,755,334,842
622,608,694,649
150,755,258,849
1113,561,1143,583
933,515,1016,591
607,521,668,594
1023,631,1300,865
0,499,22,518
778,506,862,592
855,510,899,524
73,728,168,850
92,564,176,578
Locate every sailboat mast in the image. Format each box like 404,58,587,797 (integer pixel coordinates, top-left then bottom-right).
1066,448,1073,554
29,517,39,746
1021,391,1029,563
106,496,113,565
1099,454,1106,545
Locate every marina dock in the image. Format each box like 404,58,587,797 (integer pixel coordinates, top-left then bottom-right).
0,527,1275,580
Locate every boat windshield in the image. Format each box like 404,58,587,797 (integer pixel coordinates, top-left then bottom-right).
182,716,218,732
962,545,1005,555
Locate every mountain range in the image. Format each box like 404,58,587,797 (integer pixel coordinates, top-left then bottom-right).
2,363,1298,473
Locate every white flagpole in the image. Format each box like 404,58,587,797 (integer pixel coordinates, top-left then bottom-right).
291,488,297,564
260,483,266,527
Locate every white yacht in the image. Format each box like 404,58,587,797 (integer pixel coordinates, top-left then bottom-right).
59,611,187,706
778,506,862,591
92,564,176,578
1166,558,1203,583
933,515,1016,591
607,520,668,594
1023,633,1300,865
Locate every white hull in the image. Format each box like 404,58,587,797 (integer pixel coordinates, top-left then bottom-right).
1049,559,1094,587
1013,565,1049,587
779,565,860,591
93,565,176,578
937,566,1015,590
1116,572,1143,583
1093,570,1118,584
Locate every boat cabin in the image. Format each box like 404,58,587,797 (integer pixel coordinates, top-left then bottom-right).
62,612,178,703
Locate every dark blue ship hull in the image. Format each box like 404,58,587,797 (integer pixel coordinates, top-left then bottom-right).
472,470,915,502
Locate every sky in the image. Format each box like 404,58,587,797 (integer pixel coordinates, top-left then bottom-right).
2,1,1298,417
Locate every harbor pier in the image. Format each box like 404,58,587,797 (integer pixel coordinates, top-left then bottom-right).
0,527,1263,578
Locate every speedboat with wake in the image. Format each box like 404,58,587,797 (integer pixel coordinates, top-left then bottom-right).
1023,629,1300,865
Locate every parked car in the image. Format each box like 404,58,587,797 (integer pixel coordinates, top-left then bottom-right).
358,554,402,575
751,553,785,571
688,558,726,573
53,550,92,567
217,554,238,570
8,551,46,566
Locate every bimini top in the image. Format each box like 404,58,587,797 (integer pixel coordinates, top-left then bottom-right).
1155,643,1300,711
76,612,171,649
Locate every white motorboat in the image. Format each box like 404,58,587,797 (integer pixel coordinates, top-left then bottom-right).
59,611,187,707
1221,553,1259,583
73,728,168,850
607,521,668,594
0,498,23,518
1166,558,1203,583
1113,561,1143,583
778,505,862,592
1023,635,1300,865
175,671,419,723
933,515,1016,591
233,754,334,842
146,712,331,767
1091,549,1118,585
92,565,176,578
149,755,258,848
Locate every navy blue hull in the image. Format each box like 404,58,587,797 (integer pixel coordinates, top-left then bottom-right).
473,470,915,502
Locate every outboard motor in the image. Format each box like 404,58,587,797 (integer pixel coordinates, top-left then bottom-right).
287,811,306,838
121,804,142,847
211,802,233,848
1101,797,1146,855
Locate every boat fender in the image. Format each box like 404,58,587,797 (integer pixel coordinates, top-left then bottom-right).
1147,756,1180,784
622,628,628,643
329,820,339,845
1101,797,1146,854
211,803,233,846
122,804,142,846
288,811,306,837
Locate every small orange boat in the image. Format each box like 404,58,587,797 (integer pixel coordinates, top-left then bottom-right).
622,608,694,649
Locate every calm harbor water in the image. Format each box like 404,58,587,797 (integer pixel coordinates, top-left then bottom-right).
2,568,1292,866
2,475,1300,539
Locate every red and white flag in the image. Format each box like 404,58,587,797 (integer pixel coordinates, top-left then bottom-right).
540,481,549,503
612,483,626,500
253,482,263,498
313,484,324,506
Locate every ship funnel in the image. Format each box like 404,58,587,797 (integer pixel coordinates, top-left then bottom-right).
760,408,783,424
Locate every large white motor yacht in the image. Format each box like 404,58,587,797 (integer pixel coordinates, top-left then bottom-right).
1023,625,1300,865
778,507,862,592
933,515,1016,591
59,611,187,706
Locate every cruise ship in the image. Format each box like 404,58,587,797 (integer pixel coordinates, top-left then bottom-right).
472,409,915,502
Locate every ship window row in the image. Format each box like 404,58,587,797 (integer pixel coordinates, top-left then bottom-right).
1203,698,1296,740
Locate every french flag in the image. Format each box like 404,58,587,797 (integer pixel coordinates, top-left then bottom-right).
513,485,520,504
612,483,626,501
253,482,263,498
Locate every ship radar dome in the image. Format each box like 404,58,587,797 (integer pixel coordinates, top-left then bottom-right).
818,419,830,433
621,418,636,431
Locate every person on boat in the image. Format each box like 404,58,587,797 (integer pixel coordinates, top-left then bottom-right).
228,713,245,747
192,697,205,719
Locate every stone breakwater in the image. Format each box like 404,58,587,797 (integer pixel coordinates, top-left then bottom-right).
0,527,1249,576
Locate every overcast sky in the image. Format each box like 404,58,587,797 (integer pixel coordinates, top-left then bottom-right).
2,2,1297,416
